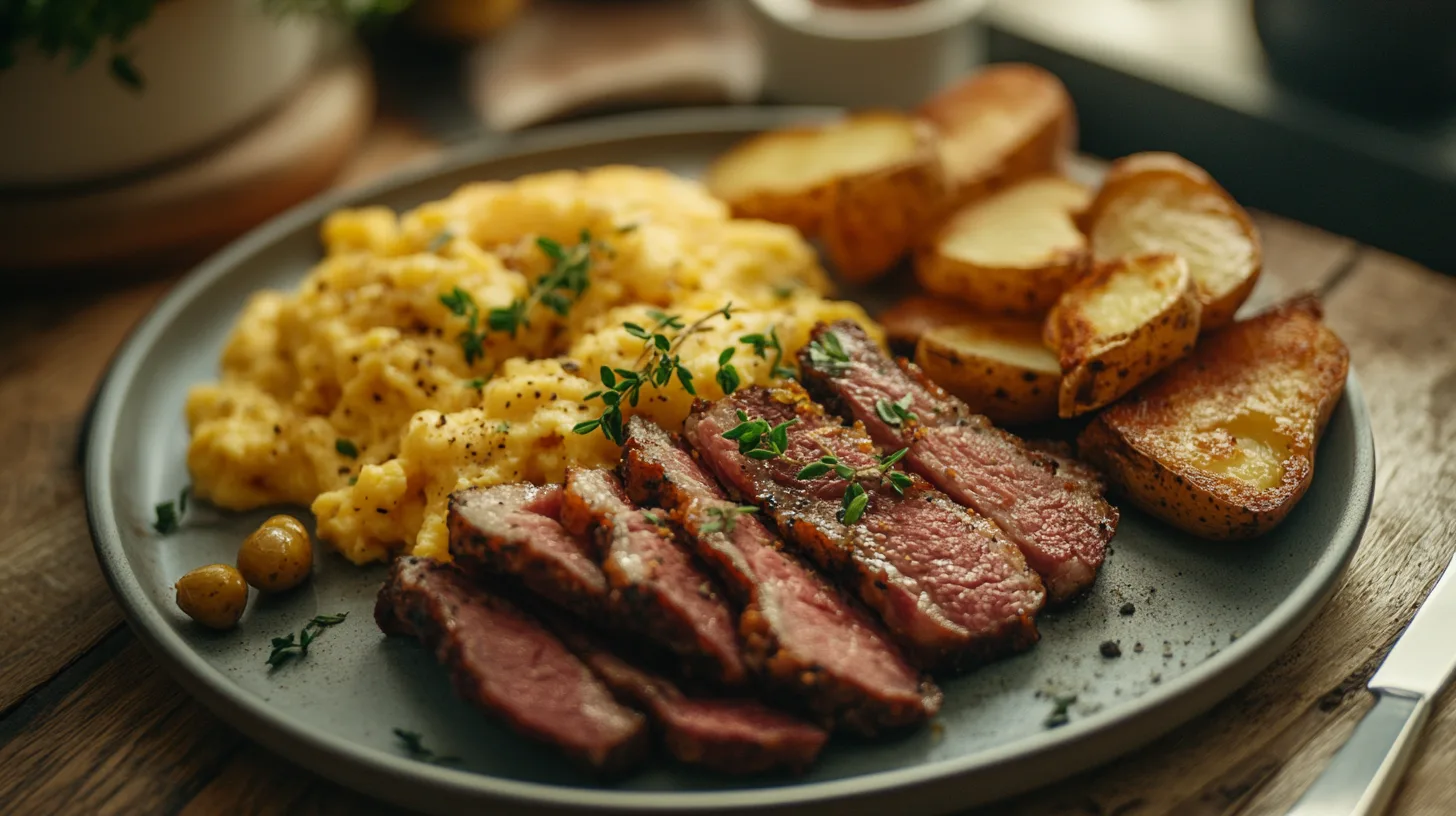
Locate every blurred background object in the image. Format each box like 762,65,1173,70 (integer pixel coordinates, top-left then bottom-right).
984,0,1456,274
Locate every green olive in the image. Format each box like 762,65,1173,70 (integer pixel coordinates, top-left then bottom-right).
175,564,249,630
238,514,313,593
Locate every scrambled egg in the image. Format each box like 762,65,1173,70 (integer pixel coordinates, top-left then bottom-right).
187,166,876,564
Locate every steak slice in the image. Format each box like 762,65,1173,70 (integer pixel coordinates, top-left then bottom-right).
685,384,1045,669
448,483,608,621
560,467,747,687
373,557,649,775
537,607,828,775
621,416,941,734
799,320,1118,603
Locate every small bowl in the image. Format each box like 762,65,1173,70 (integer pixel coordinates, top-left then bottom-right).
747,0,987,108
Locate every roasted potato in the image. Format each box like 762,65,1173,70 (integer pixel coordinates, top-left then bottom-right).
1077,296,1349,539
1081,152,1261,330
916,176,1092,316
916,319,1061,425
706,112,945,282
917,64,1076,206
877,295,981,351
1045,253,1201,418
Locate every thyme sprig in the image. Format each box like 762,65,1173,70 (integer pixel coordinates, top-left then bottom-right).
572,305,735,444
875,394,918,427
486,232,598,338
267,612,349,668
805,330,851,376
720,412,911,525
700,505,759,534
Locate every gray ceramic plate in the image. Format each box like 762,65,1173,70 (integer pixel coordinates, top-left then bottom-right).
85,107,1375,815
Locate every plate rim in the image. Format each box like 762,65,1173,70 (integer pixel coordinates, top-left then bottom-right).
84,106,1376,813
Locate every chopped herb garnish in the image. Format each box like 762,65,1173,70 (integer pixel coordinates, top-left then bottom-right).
495,422,510,433
394,728,460,765
486,231,598,338
335,438,359,458
348,476,358,486
700,505,759,534
464,377,487,392
875,394,918,427
616,223,639,234
641,510,662,526
573,304,735,444
721,410,796,460
153,486,191,535
739,325,795,381
806,331,851,376
267,613,349,668
1045,694,1078,729
771,284,797,301
716,346,742,395
427,228,455,252
439,286,487,366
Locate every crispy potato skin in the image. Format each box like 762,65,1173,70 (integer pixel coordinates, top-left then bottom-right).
1046,254,1202,418
918,64,1076,208
1081,152,1262,330
915,322,1060,425
877,295,982,351
820,129,948,283
1077,296,1349,540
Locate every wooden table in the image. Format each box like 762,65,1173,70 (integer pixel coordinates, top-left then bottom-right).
2,117,1454,816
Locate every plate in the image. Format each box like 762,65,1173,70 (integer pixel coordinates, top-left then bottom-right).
84,107,1375,815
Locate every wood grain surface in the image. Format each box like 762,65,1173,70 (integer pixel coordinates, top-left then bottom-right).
3,119,1455,816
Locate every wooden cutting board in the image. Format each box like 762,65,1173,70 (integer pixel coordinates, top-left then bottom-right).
0,51,373,274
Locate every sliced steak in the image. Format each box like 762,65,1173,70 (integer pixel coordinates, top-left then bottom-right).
685,384,1045,669
799,320,1118,603
561,467,747,687
621,416,941,734
537,607,828,775
448,483,608,621
374,557,649,774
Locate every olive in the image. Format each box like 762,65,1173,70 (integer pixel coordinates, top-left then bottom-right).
238,514,314,593
175,564,249,630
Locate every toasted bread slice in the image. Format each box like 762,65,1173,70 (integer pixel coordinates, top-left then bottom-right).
916,319,1061,425
917,176,1092,316
1045,254,1201,418
878,295,981,352
706,112,944,281
918,64,1076,205
1077,296,1348,540
1082,152,1261,330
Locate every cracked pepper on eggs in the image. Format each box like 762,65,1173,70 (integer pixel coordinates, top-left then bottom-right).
185,166,877,564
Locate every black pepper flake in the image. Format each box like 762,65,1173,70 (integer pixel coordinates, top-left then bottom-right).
1119,602,1136,616
376,508,388,514
436,416,447,428
1100,640,1122,658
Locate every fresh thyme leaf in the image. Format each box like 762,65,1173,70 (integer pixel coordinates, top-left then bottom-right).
348,476,358,486
796,461,832,480
427,228,455,252
490,233,599,338
153,486,191,535
495,422,510,433
1045,694,1078,729
716,362,741,395
888,471,914,495
616,223,639,234
840,482,869,525
464,377,487,391
109,54,143,91
875,394,919,427
806,331,851,375
267,612,349,668
394,728,461,765
700,505,759,534
772,284,796,300
439,286,488,366
641,510,662,525
153,501,179,535
879,447,909,470
335,438,359,458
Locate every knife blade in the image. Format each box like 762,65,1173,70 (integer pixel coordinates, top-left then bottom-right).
1285,550,1456,816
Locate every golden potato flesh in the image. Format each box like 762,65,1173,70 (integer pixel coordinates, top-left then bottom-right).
1077,296,1348,539
1083,152,1261,330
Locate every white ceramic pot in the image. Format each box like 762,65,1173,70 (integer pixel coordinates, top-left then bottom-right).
0,0,321,188
747,0,986,108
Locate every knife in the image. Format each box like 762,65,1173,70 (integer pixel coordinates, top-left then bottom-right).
1285,551,1456,816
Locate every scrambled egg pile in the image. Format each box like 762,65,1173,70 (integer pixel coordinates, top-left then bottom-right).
187,167,875,564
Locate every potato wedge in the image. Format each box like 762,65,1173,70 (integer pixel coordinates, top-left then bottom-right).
1045,253,1201,418
1082,152,1262,330
916,319,1061,425
705,112,944,281
917,176,1092,316
877,295,981,352
918,63,1076,205
1077,296,1349,540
